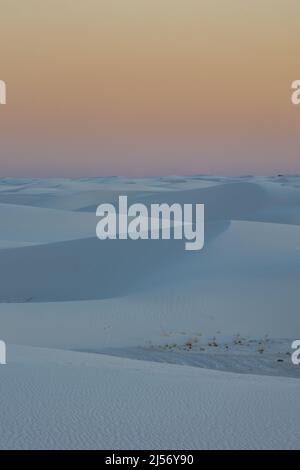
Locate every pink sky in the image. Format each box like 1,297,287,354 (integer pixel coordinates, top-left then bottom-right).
0,0,299,176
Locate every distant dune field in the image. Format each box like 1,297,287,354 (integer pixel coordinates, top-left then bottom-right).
0,175,299,449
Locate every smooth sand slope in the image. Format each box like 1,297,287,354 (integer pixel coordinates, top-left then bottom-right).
0,345,299,450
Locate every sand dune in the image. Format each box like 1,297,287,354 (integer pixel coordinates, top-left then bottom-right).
0,175,299,449
0,345,299,450
0,203,96,246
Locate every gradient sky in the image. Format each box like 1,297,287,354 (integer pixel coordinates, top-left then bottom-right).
0,0,299,176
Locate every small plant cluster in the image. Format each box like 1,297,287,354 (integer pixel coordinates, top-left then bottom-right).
155,330,277,356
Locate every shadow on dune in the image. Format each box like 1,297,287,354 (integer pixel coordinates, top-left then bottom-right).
0,220,229,303
0,182,268,303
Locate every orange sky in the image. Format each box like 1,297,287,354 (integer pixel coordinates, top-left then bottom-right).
0,0,299,176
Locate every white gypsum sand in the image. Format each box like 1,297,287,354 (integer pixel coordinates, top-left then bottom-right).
0,175,299,449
